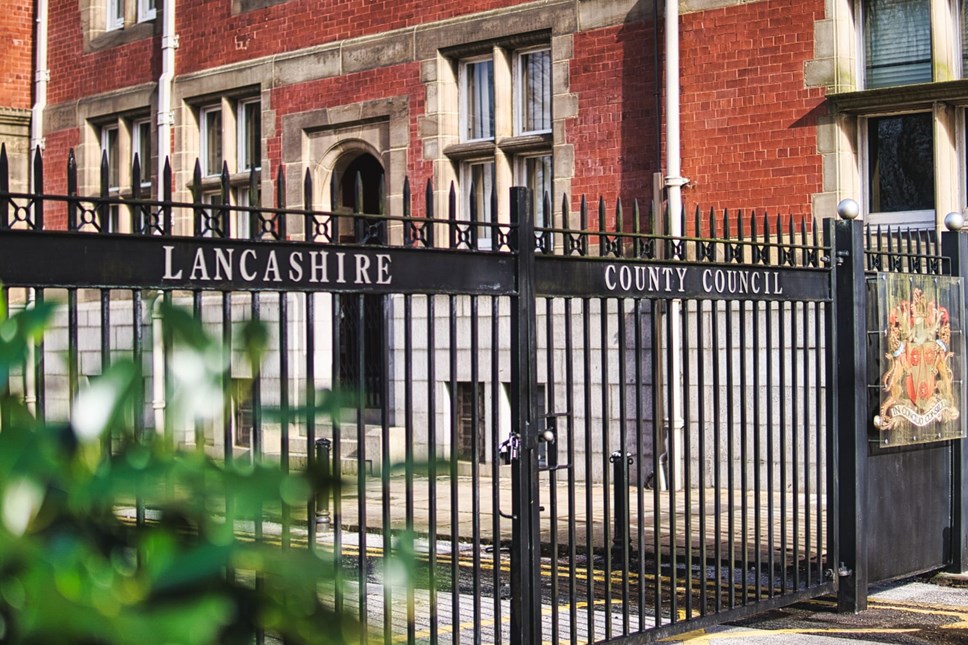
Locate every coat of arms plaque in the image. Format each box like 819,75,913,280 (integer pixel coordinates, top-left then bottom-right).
872,272,964,446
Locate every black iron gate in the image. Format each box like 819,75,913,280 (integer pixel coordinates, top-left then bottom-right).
1,145,966,643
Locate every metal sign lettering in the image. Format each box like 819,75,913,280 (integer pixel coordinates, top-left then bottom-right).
536,256,829,301
0,230,514,295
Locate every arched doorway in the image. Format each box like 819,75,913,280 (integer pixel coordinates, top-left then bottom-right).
332,151,386,411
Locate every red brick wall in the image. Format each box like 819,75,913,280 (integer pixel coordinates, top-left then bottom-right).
679,0,826,230
38,128,81,229
0,1,34,109
45,0,534,104
568,19,659,224
46,0,157,105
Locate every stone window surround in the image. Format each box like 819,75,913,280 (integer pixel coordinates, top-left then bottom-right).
422,29,575,230
809,0,965,226
78,0,157,53
280,96,409,241
63,84,155,201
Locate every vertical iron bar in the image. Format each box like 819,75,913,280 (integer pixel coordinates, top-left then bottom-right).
427,294,439,644
564,297,578,644
617,296,630,634
470,295,482,643
545,296,560,643
739,295,749,606
696,298,708,615
665,292,678,621
491,295,503,645
601,296,612,639
280,292,291,549
651,299,663,626
355,293,367,639
331,292,344,620
779,293,789,592
829,217,868,612
711,298,722,612
582,296,595,638
941,230,968,573
448,293,459,645
725,295,736,608
681,297,693,619
509,186,540,645
306,292,317,549
404,294,415,645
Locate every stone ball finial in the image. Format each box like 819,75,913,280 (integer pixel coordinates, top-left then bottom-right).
837,199,860,221
944,211,965,232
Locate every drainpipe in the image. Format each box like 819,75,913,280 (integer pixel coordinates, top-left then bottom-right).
30,0,49,161
664,0,687,490
157,0,177,194
27,0,49,418
154,0,177,436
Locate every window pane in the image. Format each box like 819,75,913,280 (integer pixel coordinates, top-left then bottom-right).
466,160,495,240
203,108,222,176
240,101,261,171
464,59,494,141
868,113,934,212
865,0,931,88
101,126,119,190
524,155,552,222
521,50,551,133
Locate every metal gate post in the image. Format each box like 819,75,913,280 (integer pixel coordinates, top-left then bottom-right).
941,227,968,573
827,208,869,612
509,186,541,645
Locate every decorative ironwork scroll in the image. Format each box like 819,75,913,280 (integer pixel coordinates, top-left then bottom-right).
872,272,965,446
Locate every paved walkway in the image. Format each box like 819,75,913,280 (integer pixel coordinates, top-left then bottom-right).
666,578,968,644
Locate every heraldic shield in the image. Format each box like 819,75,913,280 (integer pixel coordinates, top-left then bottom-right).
872,272,965,447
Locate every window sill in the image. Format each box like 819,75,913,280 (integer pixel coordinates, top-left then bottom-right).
829,80,968,115
87,20,156,53
444,140,496,160
189,171,261,192
497,133,552,154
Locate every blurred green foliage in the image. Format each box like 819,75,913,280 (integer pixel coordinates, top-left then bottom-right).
0,296,360,644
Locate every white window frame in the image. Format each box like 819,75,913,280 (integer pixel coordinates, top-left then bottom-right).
137,0,156,22
237,98,261,173
459,56,495,143
106,0,124,30
100,124,120,191
860,111,936,227
461,159,496,249
516,153,554,221
131,118,152,188
200,105,223,178
514,47,552,136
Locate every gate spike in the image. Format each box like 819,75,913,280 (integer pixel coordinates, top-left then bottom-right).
708,206,717,239
403,176,412,247
192,159,202,238
425,178,435,247
737,208,745,242
598,196,607,257
99,148,110,234
489,178,497,248
543,189,553,254
304,167,314,241
693,205,701,240
162,157,172,235
561,193,570,234
378,172,386,243
220,161,230,239
448,181,457,249
750,208,759,243
67,149,78,231
0,143,8,229
468,174,478,250
131,153,142,234
723,207,731,240
32,146,43,230
580,195,588,255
